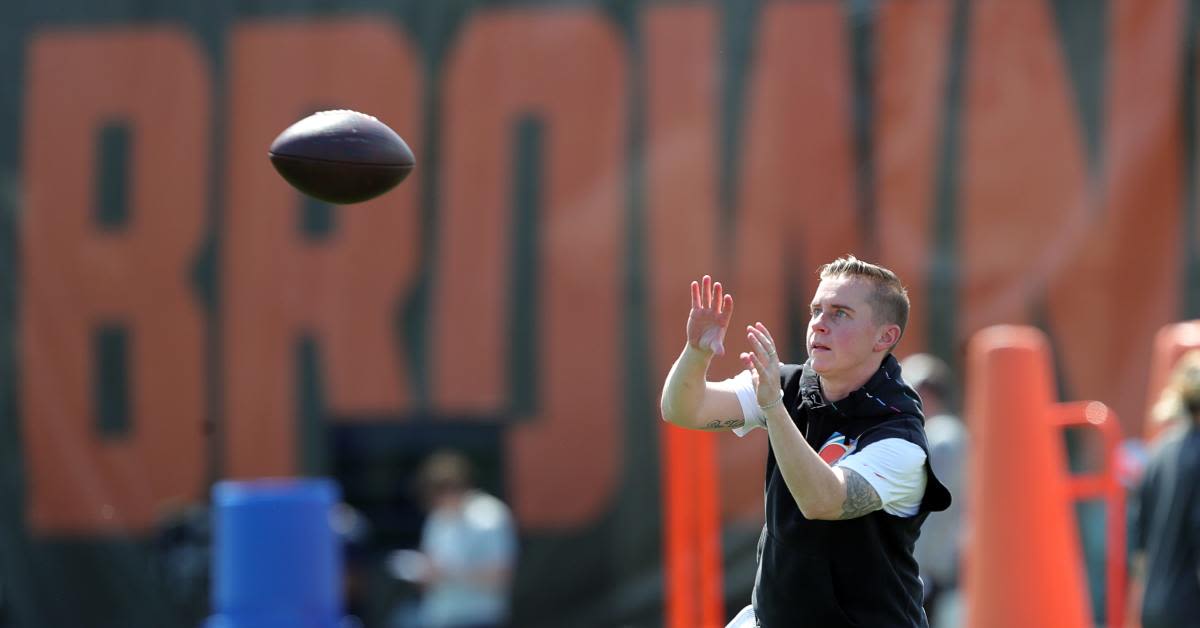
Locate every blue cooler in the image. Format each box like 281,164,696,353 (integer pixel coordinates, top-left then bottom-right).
207,478,348,628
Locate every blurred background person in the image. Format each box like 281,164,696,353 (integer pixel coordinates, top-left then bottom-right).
388,450,517,628
1128,350,1200,628
902,353,967,628
152,501,211,626
330,501,374,625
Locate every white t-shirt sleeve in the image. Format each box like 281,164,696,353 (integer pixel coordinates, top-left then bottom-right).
835,437,928,517
729,370,766,437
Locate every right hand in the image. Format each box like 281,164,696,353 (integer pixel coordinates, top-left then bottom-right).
687,275,734,356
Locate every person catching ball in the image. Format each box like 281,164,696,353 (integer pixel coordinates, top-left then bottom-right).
660,255,951,627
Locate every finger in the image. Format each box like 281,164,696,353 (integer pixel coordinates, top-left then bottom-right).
747,325,768,349
722,294,734,319
748,324,776,358
702,275,713,308
714,282,724,313
746,330,768,358
691,281,701,309
755,321,776,347
748,329,781,369
746,350,770,382
740,354,762,384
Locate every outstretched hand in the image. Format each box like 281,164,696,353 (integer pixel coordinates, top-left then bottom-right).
688,275,734,356
741,321,783,407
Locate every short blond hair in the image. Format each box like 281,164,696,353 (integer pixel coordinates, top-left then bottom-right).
1152,349,1200,424
818,255,910,338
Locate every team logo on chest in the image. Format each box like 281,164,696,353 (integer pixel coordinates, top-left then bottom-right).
817,432,857,464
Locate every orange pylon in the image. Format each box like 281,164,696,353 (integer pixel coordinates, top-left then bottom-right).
963,326,1091,628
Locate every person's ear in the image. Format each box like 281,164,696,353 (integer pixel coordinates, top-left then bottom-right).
875,324,900,352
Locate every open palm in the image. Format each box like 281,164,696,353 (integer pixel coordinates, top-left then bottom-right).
688,275,734,356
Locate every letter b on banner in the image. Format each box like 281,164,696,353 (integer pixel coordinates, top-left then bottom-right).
21,29,210,533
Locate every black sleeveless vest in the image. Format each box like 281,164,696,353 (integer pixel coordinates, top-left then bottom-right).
753,355,952,627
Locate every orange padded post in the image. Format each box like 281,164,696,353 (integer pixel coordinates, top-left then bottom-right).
1051,401,1126,628
964,326,1091,628
662,427,724,628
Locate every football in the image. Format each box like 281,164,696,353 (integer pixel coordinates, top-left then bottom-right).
268,110,415,204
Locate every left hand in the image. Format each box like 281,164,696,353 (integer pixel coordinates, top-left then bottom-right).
741,322,783,407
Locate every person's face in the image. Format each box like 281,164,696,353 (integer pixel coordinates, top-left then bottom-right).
424,480,467,511
806,276,897,378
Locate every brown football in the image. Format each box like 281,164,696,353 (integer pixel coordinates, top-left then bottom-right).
268,110,415,204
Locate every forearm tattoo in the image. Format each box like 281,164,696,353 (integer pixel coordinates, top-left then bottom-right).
837,468,883,519
701,418,745,430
